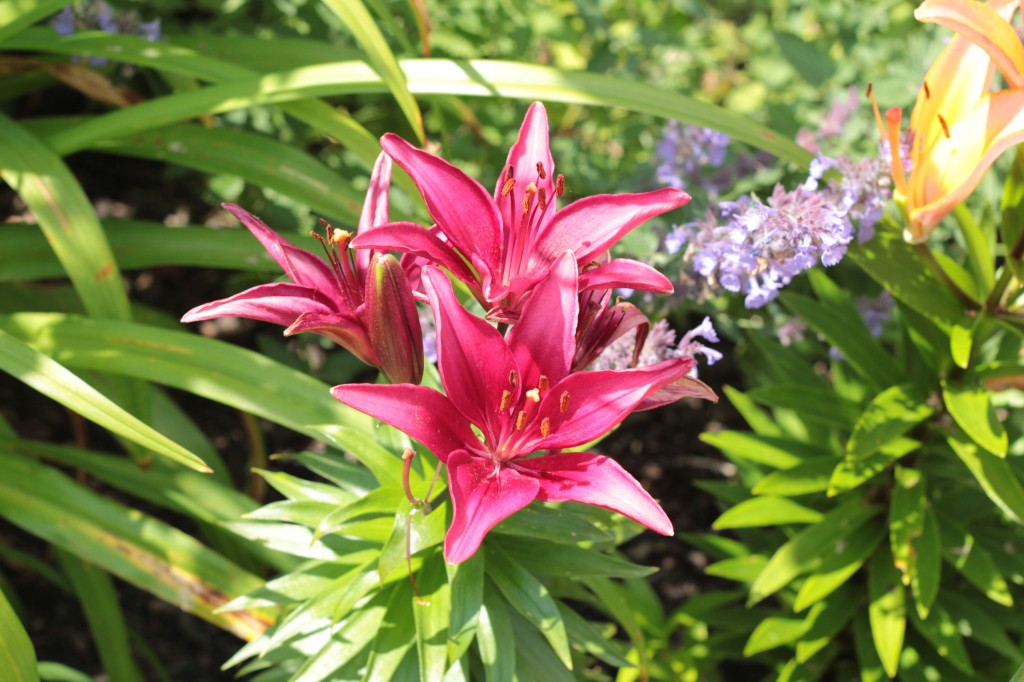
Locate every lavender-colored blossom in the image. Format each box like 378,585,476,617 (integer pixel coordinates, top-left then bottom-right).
51,1,161,66
857,291,894,337
655,122,730,191
419,304,438,365
591,317,721,377
776,318,808,347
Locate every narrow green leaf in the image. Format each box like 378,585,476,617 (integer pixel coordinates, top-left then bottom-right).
378,502,447,583
57,552,145,682
748,498,880,606
828,437,920,496
713,496,823,529
556,603,633,669
942,525,1013,606
942,380,1008,456
1001,148,1024,279
950,320,973,370
908,602,972,674
853,613,887,682
848,231,963,324
941,592,1020,660
701,431,829,469
509,611,576,682
706,555,769,584
952,203,995,294
446,552,484,665
911,506,941,619
948,437,1024,524
781,292,906,390
795,584,860,663
491,504,613,545
0,585,37,682
746,385,862,429
499,536,654,579
868,547,906,679
889,467,926,586
743,616,809,656
485,547,571,669
0,113,128,320
752,457,836,497
477,583,514,682
36,662,92,682
414,553,450,682
290,592,387,682
722,384,785,436
847,385,933,460
0,0,67,44
0,327,208,471
363,580,416,682
321,0,424,142
794,518,885,612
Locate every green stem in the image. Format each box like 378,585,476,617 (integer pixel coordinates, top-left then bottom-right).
913,243,980,310
953,203,995,292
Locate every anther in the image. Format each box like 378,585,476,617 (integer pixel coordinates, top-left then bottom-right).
515,411,528,430
509,370,519,387
501,176,515,197
538,375,549,391
555,174,565,197
540,417,551,437
937,113,950,139
499,389,512,411
506,164,514,180
538,187,548,211
536,161,547,180
523,183,537,214
865,83,873,98
923,80,931,99
526,388,541,403
559,391,570,414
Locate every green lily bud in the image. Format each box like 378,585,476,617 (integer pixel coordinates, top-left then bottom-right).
365,253,424,384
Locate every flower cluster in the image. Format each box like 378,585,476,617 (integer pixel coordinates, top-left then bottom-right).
183,102,716,563
591,317,722,376
52,1,160,66
654,122,771,203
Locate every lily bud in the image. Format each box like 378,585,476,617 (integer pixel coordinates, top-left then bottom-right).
365,253,424,384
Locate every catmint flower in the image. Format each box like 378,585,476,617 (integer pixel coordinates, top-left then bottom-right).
591,317,721,376
655,121,730,190
51,1,160,66
776,319,808,347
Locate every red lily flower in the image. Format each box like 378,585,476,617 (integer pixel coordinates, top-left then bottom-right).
181,153,424,384
352,102,690,321
331,253,707,563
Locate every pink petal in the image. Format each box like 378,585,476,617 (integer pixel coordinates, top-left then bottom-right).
180,282,333,327
222,204,338,294
422,267,519,443
505,251,578,389
355,152,393,272
381,134,502,281
286,311,377,366
493,102,556,236
515,452,672,535
531,188,691,266
444,450,540,563
578,259,673,294
330,384,478,463
635,374,717,411
528,358,694,452
352,222,478,287
572,298,650,371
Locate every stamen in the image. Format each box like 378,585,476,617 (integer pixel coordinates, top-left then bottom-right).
923,80,931,100
538,375,549,391
499,389,512,411
884,107,909,197
506,164,514,181
501,176,515,197
536,161,547,180
509,370,519,387
523,183,537,214
867,82,887,144
401,449,420,506
526,388,541,403
515,411,528,430
540,417,551,437
559,391,570,414
937,113,950,139
555,174,565,197
538,187,548,211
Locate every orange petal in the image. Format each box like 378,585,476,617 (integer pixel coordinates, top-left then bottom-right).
916,0,1024,88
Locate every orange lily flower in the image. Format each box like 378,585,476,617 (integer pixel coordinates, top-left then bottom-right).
876,0,1024,242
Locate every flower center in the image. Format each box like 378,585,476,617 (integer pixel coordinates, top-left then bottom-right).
491,369,572,462
499,161,566,287
311,219,363,310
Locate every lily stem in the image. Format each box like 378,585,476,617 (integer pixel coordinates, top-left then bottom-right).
913,243,979,310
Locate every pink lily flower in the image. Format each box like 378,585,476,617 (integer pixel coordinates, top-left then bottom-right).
331,253,707,563
181,153,424,384
352,102,690,321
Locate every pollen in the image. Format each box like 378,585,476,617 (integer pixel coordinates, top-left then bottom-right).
526,388,541,402
538,187,548,211
536,161,547,179
538,375,549,391
515,411,528,430
523,183,537,214
937,113,950,139
923,80,931,100
499,389,512,411
540,417,551,437
559,391,570,413
509,370,519,387
555,174,565,197
501,176,515,197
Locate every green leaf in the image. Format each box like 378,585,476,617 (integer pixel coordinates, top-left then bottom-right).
0,0,67,44
713,497,824,529
848,231,963,324
795,584,860,663
828,437,920,496
950,319,973,370
794,518,885,612
781,292,907,390
0,328,209,471
477,584,514,682
701,431,829,469
941,526,1013,607
485,547,571,669
36,663,92,682
743,616,809,656
847,385,933,460
57,552,144,682
746,385,863,429
363,580,416,682
1001,148,1024,279
414,553,450,682
853,612,887,682
706,555,769,584
446,552,484,665
911,507,941,619
948,437,1024,524
321,0,423,143
941,592,1020,660
556,603,633,669
491,504,613,545
748,498,880,606
0,113,128,320
290,591,387,682
379,502,447,583
0,584,37,682
889,467,926,586
499,536,654,579
752,457,836,497
942,380,1008,456
952,203,995,294
509,611,576,682
868,547,906,679
908,602,972,674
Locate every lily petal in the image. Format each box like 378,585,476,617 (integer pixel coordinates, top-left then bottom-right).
286,311,377,365
222,203,338,294
180,282,333,327
505,251,578,389
516,452,673,535
444,450,540,563
529,358,694,452
572,297,650,371
532,188,690,266
330,384,478,463
355,152,393,271
352,222,478,287
493,102,556,232
422,267,519,443
577,259,674,294
381,133,503,279
911,89,1024,237
916,0,1024,89
636,374,718,411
